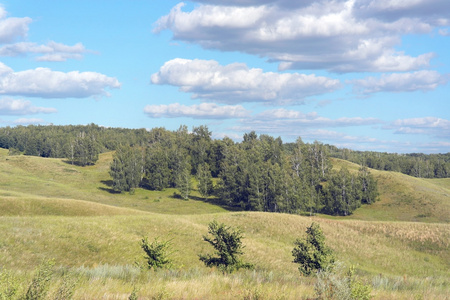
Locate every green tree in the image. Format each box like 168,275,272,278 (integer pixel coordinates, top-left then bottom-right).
292,222,335,276
70,132,100,166
140,237,173,270
199,220,253,272
176,160,192,200
358,166,379,204
197,163,213,198
325,167,360,216
109,145,144,192
145,143,170,191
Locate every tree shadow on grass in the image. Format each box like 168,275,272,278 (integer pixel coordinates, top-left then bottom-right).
98,180,122,194
170,193,243,212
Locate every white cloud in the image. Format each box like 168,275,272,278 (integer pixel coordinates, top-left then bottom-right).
0,41,88,61
0,98,57,115
0,7,91,61
155,0,447,72
13,118,46,125
0,63,121,98
151,58,340,104
246,108,381,128
351,70,448,94
0,6,31,43
144,102,249,119
387,117,450,138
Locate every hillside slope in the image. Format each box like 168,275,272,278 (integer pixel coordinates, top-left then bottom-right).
332,158,450,223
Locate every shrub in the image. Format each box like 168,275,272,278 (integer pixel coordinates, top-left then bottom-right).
24,259,55,300
292,222,335,276
199,220,253,272
140,237,173,270
314,263,372,300
0,269,20,300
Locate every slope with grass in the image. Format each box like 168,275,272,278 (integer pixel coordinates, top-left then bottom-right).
0,149,449,299
331,158,450,223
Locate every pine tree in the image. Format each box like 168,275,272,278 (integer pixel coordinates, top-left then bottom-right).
292,222,335,276
199,220,253,272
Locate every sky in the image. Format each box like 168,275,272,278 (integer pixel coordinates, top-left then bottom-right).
0,0,449,154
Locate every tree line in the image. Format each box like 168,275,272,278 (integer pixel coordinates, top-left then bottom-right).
107,126,378,216
0,124,379,215
328,146,450,179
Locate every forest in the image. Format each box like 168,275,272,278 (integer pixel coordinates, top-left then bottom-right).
2,123,447,216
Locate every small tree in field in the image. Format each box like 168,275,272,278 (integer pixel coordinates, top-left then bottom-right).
199,220,253,272
140,237,173,270
292,222,335,276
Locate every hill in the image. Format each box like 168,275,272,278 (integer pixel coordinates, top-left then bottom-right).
332,158,450,223
0,149,449,299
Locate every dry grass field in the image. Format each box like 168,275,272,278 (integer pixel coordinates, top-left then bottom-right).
0,149,449,299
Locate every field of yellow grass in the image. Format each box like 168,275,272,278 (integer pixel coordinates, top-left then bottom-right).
0,149,449,299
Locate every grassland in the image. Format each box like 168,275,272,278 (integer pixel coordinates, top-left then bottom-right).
0,149,449,299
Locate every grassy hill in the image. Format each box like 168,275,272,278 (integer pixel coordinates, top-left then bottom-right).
0,149,449,299
331,158,450,223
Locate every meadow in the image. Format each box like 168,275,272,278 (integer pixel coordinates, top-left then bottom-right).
0,148,449,299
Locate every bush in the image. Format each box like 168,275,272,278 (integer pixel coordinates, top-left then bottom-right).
292,222,335,276
315,263,372,300
0,269,20,300
199,220,253,273
24,259,55,300
140,237,173,270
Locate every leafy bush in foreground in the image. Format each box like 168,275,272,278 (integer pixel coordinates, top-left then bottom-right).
292,222,335,276
199,220,253,273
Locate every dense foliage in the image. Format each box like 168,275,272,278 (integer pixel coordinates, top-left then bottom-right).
0,124,383,215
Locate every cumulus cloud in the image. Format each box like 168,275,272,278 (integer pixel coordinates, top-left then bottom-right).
386,117,450,138
0,62,121,98
144,102,249,119
155,0,447,72
0,6,31,43
351,70,449,94
151,59,340,104
0,7,90,61
0,98,57,115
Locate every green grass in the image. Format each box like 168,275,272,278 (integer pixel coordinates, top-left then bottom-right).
0,150,449,299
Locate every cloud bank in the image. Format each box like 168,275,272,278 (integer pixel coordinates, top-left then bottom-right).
154,0,448,73
144,102,249,119
151,58,340,104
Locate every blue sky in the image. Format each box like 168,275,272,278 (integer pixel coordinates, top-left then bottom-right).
0,0,449,153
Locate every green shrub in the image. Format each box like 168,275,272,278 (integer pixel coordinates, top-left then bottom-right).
53,270,79,300
0,269,20,300
140,237,174,270
314,263,372,300
24,259,55,300
292,222,335,276
199,220,253,273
